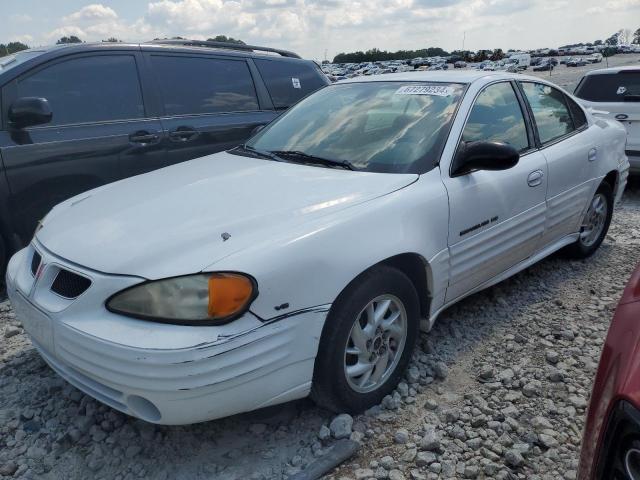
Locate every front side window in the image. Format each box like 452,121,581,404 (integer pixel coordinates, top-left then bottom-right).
574,72,640,102
16,55,144,126
151,55,259,116
521,82,573,144
245,82,466,174
461,82,529,152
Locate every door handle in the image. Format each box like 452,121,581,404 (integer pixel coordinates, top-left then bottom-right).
588,147,598,162
169,127,199,142
129,131,159,144
527,170,544,187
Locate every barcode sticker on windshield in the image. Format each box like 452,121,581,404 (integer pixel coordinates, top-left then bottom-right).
395,85,453,96
292,77,301,89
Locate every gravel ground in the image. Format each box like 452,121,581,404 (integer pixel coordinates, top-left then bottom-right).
0,55,639,477
1,179,639,480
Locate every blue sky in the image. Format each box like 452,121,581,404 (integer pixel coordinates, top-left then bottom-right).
2,0,639,60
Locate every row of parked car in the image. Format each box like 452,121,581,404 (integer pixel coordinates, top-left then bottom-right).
322,52,607,80
0,39,639,479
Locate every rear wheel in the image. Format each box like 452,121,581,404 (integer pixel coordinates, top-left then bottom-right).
311,265,420,413
563,182,613,258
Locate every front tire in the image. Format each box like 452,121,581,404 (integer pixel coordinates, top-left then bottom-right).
563,181,613,259
311,265,420,413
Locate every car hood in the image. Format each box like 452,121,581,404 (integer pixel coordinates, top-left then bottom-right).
37,152,418,279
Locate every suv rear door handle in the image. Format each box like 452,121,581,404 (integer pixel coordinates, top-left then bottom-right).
129,131,159,145
527,169,544,187
169,127,199,142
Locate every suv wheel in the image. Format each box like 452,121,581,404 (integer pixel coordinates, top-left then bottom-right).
564,181,613,258
311,265,419,413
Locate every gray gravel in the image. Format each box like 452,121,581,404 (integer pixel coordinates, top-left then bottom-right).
1,178,639,480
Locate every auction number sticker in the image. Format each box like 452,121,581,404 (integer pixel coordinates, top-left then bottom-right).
395,85,453,96
292,77,301,89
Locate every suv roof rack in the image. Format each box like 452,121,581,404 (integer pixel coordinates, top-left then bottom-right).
148,39,301,59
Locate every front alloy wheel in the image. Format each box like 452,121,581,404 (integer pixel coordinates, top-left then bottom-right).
344,295,408,393
311,265,419,413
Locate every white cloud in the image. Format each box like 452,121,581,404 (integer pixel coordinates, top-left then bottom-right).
23,0,640,59
64,4,118,23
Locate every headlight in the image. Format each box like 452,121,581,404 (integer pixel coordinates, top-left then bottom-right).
106,273,257,325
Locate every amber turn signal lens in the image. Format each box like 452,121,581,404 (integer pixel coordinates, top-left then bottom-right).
208,273,254,319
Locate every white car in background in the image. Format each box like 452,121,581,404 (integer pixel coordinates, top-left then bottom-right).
7,71,629,425
575,67,640,173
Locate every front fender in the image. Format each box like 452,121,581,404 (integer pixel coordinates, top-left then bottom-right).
210,169,450,320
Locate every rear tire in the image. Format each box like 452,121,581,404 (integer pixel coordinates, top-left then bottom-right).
563,181,613,259
311,265,420,413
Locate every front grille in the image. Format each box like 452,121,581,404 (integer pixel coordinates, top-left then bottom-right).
30,251,41,276
50,269,91,299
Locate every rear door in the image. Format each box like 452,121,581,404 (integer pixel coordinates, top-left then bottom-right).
0,51,165,243
575,70,640,158
146,53,278,166
519,81,596,244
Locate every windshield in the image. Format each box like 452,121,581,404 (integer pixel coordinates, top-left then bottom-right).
245,81,466,174
575,71,640,102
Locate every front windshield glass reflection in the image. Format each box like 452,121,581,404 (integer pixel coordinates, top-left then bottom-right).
246,81,466,173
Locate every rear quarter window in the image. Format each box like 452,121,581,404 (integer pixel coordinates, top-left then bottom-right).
254,58,328,109
575,71,640,102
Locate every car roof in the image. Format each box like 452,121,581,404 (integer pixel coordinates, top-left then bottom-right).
583,66,640,76
336,70,542,85
0,41,310,82
3,40,305,64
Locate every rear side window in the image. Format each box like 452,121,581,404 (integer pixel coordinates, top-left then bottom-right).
254,59,328,109
521,82,573,144
565,95,587,129
575,72,640,102
16,55,144,126
152,56,259,116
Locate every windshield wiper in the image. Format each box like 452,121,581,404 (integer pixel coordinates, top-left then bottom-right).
270,150,356,171
234,144,284,162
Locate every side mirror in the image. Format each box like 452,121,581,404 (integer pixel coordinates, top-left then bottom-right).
451,141,520,176
8,97,53,129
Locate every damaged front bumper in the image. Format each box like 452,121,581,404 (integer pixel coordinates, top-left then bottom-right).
6,244,329,425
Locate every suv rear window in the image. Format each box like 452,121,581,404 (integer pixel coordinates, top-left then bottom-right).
575,71,640,102
254,59,328,110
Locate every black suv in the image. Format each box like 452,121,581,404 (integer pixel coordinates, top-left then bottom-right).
0,40,329,273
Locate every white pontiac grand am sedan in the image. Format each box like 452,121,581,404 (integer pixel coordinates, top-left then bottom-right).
7,71,629,425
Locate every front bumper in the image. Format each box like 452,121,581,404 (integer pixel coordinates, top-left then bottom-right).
6,244,329,425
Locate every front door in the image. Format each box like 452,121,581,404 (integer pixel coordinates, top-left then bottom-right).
0,52,165,243
441,81,548,302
